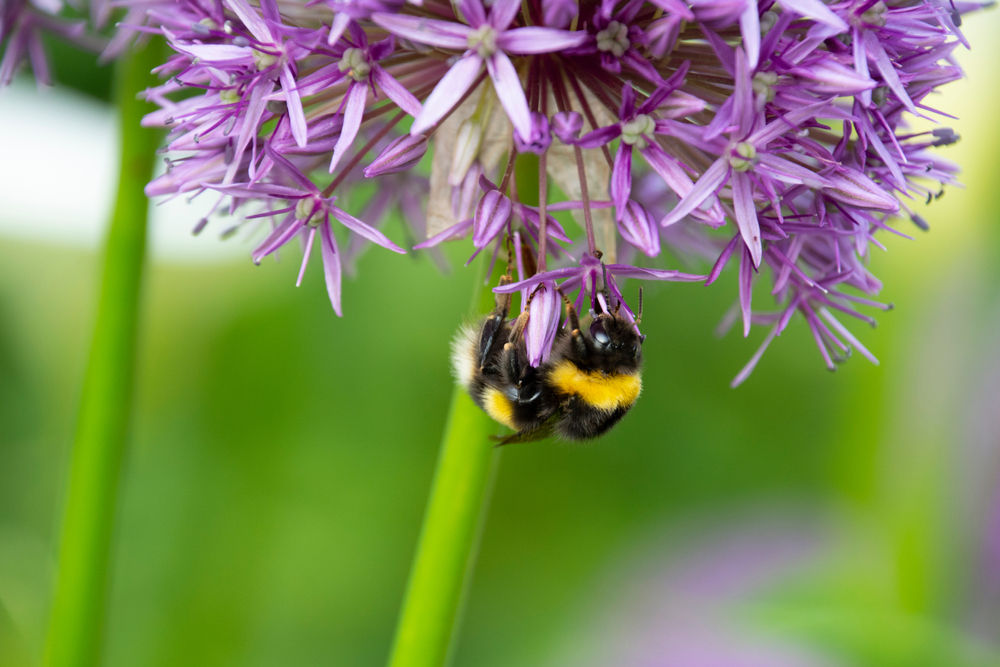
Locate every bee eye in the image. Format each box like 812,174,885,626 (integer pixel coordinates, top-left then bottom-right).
591,321,610,347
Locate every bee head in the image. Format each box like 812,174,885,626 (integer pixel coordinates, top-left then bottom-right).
584,311,643,373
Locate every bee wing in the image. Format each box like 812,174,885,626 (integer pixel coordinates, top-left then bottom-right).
491,415,559,447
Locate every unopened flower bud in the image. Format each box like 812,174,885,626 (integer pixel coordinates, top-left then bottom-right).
449,118,484,186
472,190,512,249
824,169,900,212
618,200,660,257
364,134,429,176
525,282,561,367
551,111,584,144
514,112,552,155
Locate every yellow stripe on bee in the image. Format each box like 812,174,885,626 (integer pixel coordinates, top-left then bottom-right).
549,360,641,412
483,387,518,429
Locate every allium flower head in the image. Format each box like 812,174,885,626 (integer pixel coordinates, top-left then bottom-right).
23,0,990,381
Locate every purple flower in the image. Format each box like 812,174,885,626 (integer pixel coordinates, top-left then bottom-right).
525,282,561,366
91,0,983,379
207,146,405,314
294,21,422,172
373,0,586,140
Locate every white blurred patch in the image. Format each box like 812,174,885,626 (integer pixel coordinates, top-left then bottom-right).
0,79,247,263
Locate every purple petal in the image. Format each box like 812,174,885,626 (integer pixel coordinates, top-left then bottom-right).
226,0,272,43
732,47,753,138
413,217,473,249
605,265,707,281
487,51,531,141
328,12,352,46
372,64,423,117
411,55,483,135
738,243,754,336
706,233,741,285
497,26,589,53
776,0,848,31
207,182,306,198
619,81,637,119
574,124,622,149
460,0,488,27
254,217,305,262
609,143,633,218
747,101,829,146
661,157,730,226
330,82,368,173
280,64,309,148
372,12,472,49
731,171,762,267
756,154,829,188
494,266,585,294
489,0,521,30
331,205,407,253
739,3,760,70
862,30,917,114
731,325,778,387
853,28,872,107
171,42,253,63
225,78,275,184
320,222,343,316
296,226,317,286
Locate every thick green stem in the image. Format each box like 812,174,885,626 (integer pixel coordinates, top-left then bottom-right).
386,261,503,667
44,42,162,667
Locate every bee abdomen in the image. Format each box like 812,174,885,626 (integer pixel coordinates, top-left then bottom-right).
556,399,632,440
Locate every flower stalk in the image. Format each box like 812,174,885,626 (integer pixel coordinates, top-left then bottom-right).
386,257,505,667
43,41,162,667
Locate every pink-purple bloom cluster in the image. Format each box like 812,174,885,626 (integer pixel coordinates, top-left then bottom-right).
2,0,990,383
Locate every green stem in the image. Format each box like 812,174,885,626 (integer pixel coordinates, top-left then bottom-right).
44,42,162,667
386,261,503,667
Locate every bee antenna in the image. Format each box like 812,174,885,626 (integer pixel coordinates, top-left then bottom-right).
635,287,643,327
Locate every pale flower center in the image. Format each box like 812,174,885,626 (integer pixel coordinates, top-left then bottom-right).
295,198,325,225
596,20,630,58
729,141,758,172
219,87,241,104
855,0,888,27
752,71,779,103
338,47,372,82
252,48,278,70
621,114,654,148
467,25,498,57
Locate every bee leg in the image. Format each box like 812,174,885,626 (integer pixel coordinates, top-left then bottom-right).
554,289,592,358
478,261,515,371
556,287,582,333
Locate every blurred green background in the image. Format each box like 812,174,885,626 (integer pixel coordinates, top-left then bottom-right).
2,15,1000,667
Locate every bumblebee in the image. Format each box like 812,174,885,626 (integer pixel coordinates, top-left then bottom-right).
452,271,643,444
